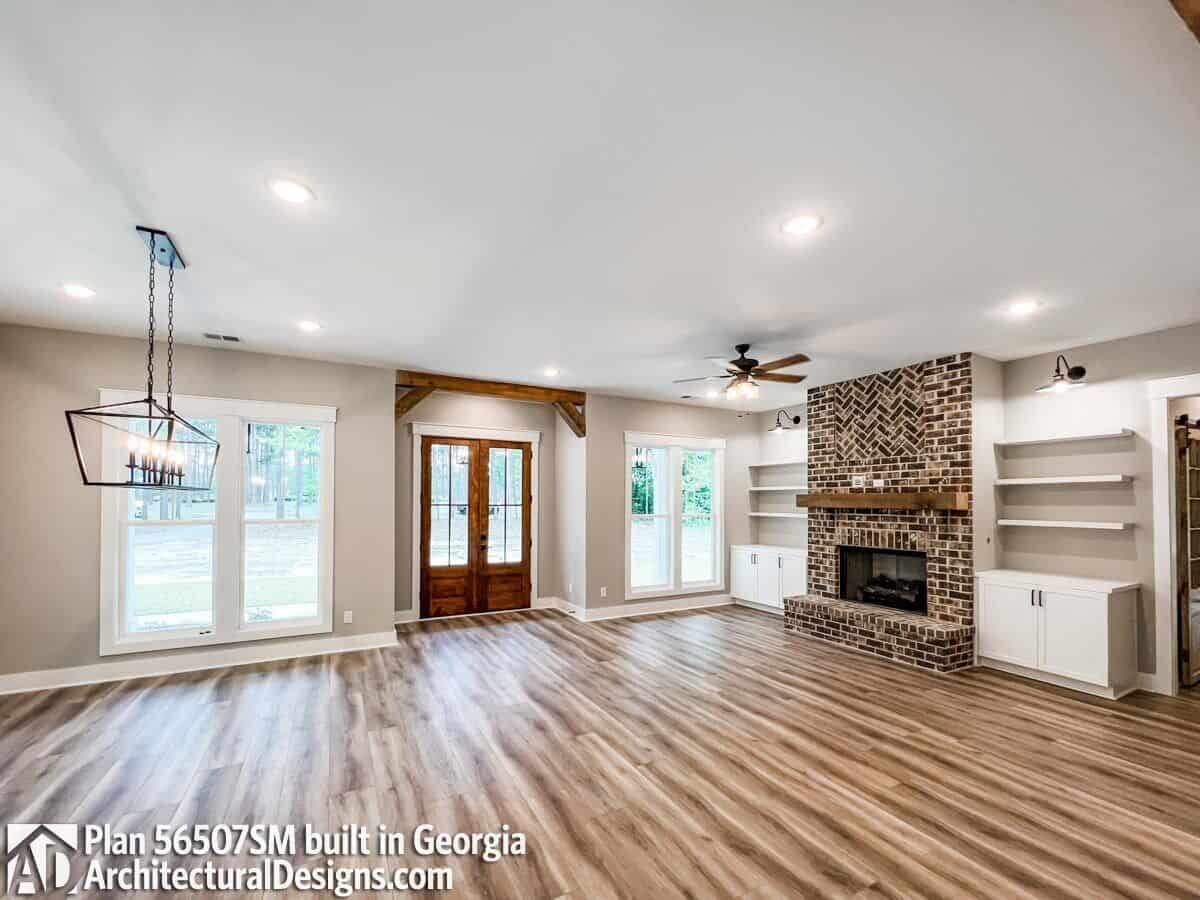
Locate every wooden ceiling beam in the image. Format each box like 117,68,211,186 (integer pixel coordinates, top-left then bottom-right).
553,400,586,438
1172,1,1200,43
396,370,586,406
394,385,435,419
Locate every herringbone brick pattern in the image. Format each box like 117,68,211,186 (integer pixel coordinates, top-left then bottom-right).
833,363,926,460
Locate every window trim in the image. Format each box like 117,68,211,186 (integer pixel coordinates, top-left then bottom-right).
99,389,336,656
624,432,725,601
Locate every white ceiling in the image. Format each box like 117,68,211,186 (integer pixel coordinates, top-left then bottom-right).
1,2,1198,410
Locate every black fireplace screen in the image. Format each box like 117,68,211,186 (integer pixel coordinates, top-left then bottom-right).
839,546,927,614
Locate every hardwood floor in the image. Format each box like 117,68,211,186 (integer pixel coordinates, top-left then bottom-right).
4,606,1200,898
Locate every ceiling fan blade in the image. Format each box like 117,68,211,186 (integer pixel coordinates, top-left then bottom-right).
754,372,807,384
754,352,811,373
672,375,733,384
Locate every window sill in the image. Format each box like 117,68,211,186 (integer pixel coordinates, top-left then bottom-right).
625,582,724,603
100,620,333,657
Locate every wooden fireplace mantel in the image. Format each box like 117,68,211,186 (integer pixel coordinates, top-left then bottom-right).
795,491,969,511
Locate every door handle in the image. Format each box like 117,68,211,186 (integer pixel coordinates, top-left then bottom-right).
1030,589,1035,607
1038,591,1044,607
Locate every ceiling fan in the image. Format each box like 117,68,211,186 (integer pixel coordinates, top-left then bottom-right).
674,343,809,400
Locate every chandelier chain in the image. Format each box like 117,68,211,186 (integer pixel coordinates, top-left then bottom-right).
146,236,156,399
167,260,175,409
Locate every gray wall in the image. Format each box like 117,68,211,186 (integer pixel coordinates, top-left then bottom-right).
999,322,1200,674
584,394,760,609
0,324,396,677
554,414,587,609
394,392,559,612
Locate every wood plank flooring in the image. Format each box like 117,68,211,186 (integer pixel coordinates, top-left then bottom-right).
3,606,1200,898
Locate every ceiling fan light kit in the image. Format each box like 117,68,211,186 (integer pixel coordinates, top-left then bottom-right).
64,227,220,490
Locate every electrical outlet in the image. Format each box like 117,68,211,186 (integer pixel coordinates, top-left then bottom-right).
872,479,884,488
851,475,866,488
568,583,573,595
342,610,353,624
600,586,608,598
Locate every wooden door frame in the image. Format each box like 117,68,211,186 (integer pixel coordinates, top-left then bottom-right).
410,423,541,618
1148,372,1200,696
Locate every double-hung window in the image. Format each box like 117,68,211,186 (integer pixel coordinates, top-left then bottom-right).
624,432,724,600
99,390,335,655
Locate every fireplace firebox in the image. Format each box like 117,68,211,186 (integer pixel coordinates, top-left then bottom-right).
839,546,928,614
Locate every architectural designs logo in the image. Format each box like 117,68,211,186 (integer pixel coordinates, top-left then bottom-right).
5,824,78,896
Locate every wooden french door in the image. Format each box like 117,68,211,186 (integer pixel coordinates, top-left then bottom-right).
420,437,532,618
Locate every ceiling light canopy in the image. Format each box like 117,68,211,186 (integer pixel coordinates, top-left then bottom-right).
781,214,823,237
1034,354,1087,394
63,283,95,299
297,320,321,333
269,178,315,205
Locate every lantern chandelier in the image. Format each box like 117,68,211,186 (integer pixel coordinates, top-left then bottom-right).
65,227,219,490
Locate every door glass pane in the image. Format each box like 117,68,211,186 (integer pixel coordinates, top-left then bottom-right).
450,505,468,565
128,418,217,522
244,523,319,622
682,450,714,515
506,449,522,504
430,505,450,566
245,423,321,520
451,445,469,504
682,516,714,584
505,505,522,562
127,524,213,632
430,444,450,504
488,505,504,563
631,446,669,514
631,517,670,588
489,449,506,505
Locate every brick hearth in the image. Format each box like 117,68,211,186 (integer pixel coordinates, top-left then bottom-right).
785,353,974,672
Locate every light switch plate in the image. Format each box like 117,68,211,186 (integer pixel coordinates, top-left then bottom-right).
851,475,866,488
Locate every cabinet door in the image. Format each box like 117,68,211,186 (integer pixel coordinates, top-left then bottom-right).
780,554,806,602
731,549,756,603
757,552,783,608
1038,590,1109,685
978,581,1038,668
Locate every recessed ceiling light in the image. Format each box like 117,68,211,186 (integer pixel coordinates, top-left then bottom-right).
1008,298,1041,318
63,283,95,299
297,320,321,333
269,178,315,205
781,215,823,237
543,366,560,378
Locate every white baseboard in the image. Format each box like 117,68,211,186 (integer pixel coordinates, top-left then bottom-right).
979,657,1135,700
733,598,785,616
534,595,563,610
0,630,399,697
582,594,732,622
394,609,419,624
1135,671,1171,695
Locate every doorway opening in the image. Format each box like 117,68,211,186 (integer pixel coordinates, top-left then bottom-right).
1176,408,1200,689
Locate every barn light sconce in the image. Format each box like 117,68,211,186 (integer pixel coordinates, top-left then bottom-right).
1034,354,1087,394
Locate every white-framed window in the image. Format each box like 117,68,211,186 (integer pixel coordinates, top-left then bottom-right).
624,431,725,600
99,390,335,656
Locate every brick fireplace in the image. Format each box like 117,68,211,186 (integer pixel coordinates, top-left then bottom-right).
783,353,975,672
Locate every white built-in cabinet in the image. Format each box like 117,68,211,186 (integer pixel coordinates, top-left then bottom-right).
976,569,1139,699
730,545,806,612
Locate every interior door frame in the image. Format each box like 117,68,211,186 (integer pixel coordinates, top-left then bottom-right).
1148,372,1200,696
410,422,540,618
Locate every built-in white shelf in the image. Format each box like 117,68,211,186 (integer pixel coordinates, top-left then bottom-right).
748,485,808,492
995,428,1134,448
998,519,1133,531
749,511,808,519
749,459,807,468
995,475,1132,486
